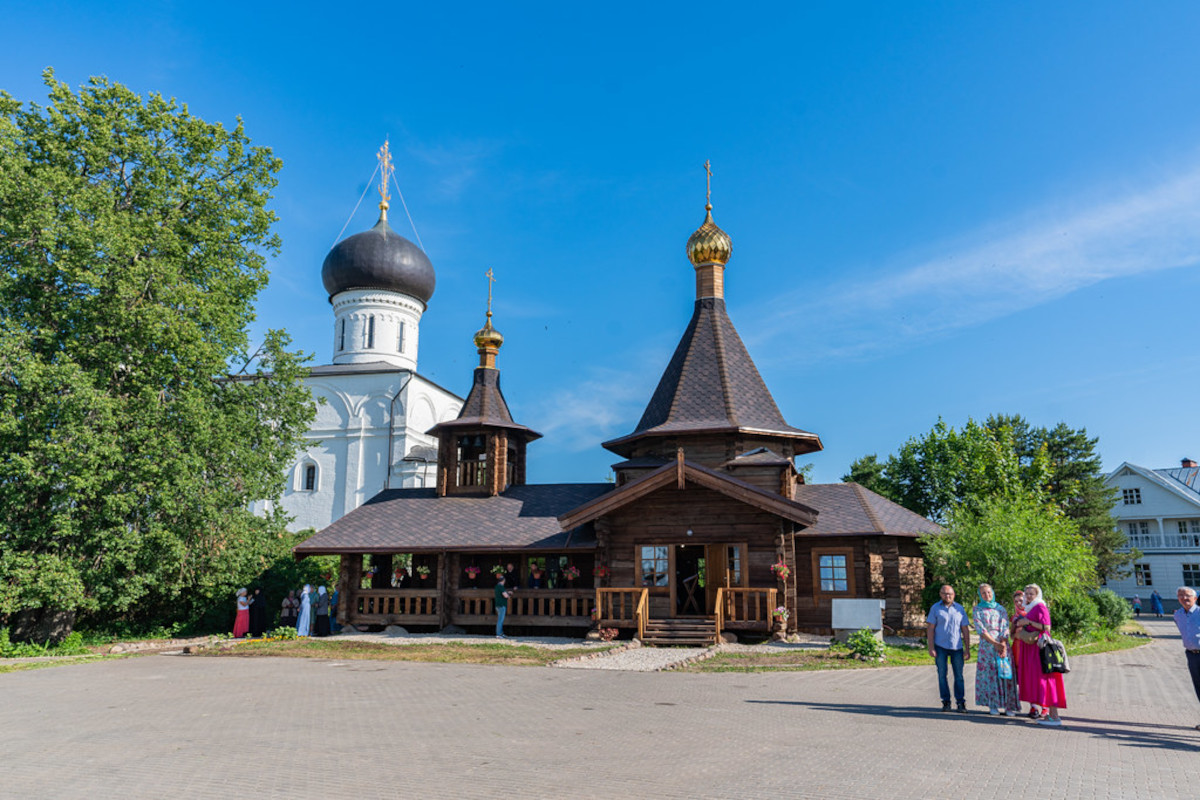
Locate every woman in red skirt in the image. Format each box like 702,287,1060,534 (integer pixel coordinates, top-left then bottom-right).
232,588,250,638
1014,584,1067,726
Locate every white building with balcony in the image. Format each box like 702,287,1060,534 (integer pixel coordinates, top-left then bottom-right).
1103,458,1200,610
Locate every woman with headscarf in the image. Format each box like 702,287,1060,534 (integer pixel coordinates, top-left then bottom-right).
1008,589,1027,713
314,586,331,637
1013,583,1067,726
296,584,313,637
280,590,298,628
248,586,268,638
232,588,250,639
972,584,1019,716
1151,590,1165,618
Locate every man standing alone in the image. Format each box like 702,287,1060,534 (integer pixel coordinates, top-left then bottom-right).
495,575,512,639
927,584,971,713
1173,586,1200,730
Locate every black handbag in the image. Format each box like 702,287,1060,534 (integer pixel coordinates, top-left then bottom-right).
1038,633,1070,674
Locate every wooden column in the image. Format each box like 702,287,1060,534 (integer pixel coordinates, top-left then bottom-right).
340,554,361,627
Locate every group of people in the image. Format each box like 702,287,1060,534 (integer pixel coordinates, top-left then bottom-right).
927,583,1067,726
232,584,336,638
1131,589,1165,619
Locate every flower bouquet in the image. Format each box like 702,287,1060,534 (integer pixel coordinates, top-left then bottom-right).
465,566,481,579
595,564,611,579
490,564,506,577
415,565,431,579
770,560,791,581
562,565,581,581
772,605,790,621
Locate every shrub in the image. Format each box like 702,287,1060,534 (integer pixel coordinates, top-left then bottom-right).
1091,589,1131,631
847,628,885,660
268,625,299,641
1050,592,1101,640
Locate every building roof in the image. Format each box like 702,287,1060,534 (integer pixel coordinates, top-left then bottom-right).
793,483,942,538
558,457,818,530
293,483,612,556
602,298,822,456
427,367,542,439
1106,461,1200,507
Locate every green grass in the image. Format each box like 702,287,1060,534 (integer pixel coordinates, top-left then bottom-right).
0,654,129,674
195,638,614,666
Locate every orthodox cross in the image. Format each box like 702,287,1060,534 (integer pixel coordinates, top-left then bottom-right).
485,268,496,318
704,159,712,209
377,139,392,213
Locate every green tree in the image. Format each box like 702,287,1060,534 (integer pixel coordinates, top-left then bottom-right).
854,417,1049,523
841,453,886,495
985,414,1131,582
920,494,1097,612
0,72,313,641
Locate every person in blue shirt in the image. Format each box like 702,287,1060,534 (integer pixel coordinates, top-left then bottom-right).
1173,586,1200,731
927,584,971,713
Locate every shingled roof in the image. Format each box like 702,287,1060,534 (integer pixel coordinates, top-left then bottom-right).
603,298,821,456
793,483,942,538
428,367,542,438
294,483,612,555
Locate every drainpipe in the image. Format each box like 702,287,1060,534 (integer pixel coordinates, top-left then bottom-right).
385,371,414,490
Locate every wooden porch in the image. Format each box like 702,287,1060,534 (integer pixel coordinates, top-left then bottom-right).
348,587,594,629
595,586,779,643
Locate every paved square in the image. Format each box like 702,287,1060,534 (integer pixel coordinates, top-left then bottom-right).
2,620,1196,799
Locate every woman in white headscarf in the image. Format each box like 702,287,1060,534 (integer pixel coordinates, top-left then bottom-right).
314,586,331,637
1013,583,1067,726
296,584,313,637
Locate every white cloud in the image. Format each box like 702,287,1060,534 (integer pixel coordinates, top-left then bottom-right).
531,363,659,452
747,163,1200,362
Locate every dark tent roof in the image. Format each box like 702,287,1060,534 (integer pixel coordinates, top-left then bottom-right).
603,298,821,456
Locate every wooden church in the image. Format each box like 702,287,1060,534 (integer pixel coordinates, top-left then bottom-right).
295,175,937,642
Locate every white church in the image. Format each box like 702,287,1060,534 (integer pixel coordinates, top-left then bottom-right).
276,152,463,532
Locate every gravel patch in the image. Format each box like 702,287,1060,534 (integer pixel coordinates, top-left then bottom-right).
327,628,610,651
555,645,707,671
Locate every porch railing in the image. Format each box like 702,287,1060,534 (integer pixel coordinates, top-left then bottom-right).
595,588,649,639
455,588,593,623
715,587,778,636
354,589,439,621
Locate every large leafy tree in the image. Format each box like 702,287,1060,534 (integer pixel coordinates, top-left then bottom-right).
985,414,1130,581
920,494,1097,611
0,72,313,640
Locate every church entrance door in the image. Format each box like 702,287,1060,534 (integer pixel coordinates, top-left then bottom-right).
672,544,705,616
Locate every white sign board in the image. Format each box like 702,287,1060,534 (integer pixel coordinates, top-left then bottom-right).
831,598,886,631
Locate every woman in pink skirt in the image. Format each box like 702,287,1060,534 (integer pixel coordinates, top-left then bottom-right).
232,588,250,639
1014,583,1066,726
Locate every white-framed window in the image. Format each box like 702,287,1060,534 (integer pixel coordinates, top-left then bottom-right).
366,315,376,349
1134,563,1152,587
338,318,346,351
397,321,406,353
1177,520,1200,547
1123,488,1142,505
1183,564,1200,587
297,461,319,492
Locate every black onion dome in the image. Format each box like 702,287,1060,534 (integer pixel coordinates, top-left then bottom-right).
321,217,435,303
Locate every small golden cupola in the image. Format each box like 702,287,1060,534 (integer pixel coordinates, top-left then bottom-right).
473,269,505,369
686,160,733,300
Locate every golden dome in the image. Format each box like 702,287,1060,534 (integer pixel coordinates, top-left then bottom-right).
686,205,733,266
474,313,504,351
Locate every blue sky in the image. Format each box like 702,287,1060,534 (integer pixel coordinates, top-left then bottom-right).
5,2,1200,484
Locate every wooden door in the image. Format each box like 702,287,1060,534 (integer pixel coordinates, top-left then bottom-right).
705,544,728,613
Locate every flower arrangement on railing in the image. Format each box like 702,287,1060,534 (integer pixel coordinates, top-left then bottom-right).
415,566,431,579
772,606,790,621
770,561,791,581
595,564,611,579
591,606,600,621
465,566,481,579
562,565,581,581
490,564,506,577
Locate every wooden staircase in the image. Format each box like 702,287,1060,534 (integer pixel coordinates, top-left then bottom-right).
639,617,717,647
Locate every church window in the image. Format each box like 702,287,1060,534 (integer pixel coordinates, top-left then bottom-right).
1183,564,1200,587
638,546,669,587
456,435,488,487
338,319,345,351
304,464,317,491
397,321,406,352
1134,563,1152,586
811,548,855,596
366,315,375,349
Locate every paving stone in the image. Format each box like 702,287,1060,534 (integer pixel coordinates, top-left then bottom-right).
0,620,1195,799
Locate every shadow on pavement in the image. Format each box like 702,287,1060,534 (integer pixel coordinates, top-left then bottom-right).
748,699,1200,752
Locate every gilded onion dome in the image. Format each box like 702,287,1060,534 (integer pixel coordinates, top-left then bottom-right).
686,204,733,266
474,312,504,351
